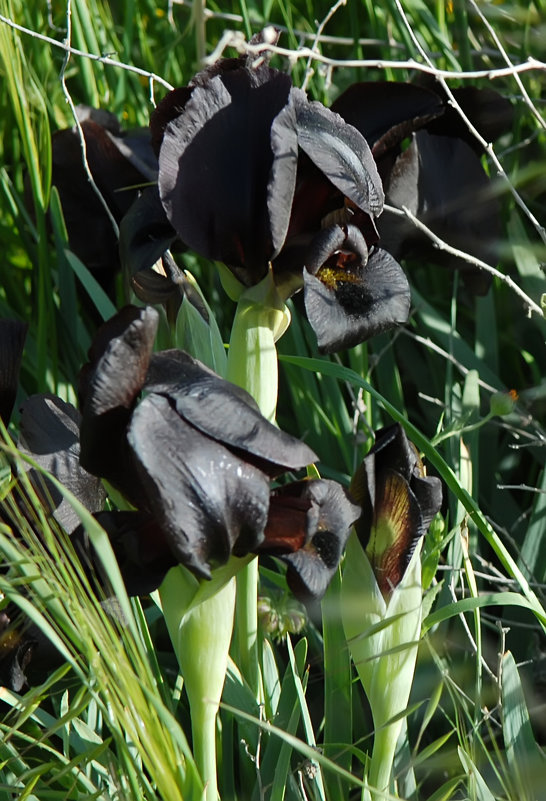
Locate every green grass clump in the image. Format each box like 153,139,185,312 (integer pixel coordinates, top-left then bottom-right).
0,0,545,799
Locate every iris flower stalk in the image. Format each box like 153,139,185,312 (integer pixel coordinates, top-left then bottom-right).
227,269,290,697
341,425,442,798
158,272,290,797
156,275,288,798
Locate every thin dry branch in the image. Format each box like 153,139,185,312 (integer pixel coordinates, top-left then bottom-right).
0,13,174,97
389,0,546,248
202,28,546,79
384,204,544,318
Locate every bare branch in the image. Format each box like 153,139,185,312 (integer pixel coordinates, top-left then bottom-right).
384,203,544,318
0,13,174,95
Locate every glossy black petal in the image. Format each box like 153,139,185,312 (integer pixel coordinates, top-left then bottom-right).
18,394,106,534
274,88,384,219
127,393,271,578
378,130,501,293
331,81,445,153
260,479,361,601
158,64,292,283
0,319,27,424
146,349,317,476
303,227,410,353
79,306,158,492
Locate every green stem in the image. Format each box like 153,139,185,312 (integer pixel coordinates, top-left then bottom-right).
192,705,220,801
368,724,396,798
160,568,237,801
235,556,261,699
226,270,290,694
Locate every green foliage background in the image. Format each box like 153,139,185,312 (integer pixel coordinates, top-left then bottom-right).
0,0,545,798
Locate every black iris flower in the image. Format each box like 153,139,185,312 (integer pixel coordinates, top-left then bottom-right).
143,30,411,353
50,106,158,291
350,424,443,597
331,81,513,294
71,305,360,600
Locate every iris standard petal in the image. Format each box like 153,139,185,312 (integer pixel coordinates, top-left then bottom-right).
158,65,292,282
330,81,444,152
79,306,158,489
284,87,384,217
379,130,501,293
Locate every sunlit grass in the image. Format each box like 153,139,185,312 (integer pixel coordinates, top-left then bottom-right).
0,0,545,798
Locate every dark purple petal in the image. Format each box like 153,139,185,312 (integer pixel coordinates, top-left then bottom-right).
118,186,178,299
379,130,500,293
51,111,156,286
366,468,423,596
260,479,360,601
331,81,444,151
303,234,410,353
127,394,271,578
268,91,299,256
350,424,443,581
150,86,194,155
18,394,106,534
158,66,292,282
145,349,317,476
79,306,158,490
426,85,514,153
0,319,27,424
288,88,384,218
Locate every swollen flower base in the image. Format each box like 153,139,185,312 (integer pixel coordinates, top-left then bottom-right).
342,425,442,796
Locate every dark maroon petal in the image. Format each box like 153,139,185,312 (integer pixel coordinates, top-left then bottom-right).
18,394,106,534
51,112,156,286
158,66,292,282
288,88,384,218
0,319,27,424
145,349,317,476
79,306,158,489
411,473,443,534
260,479,360,601
367,468,423,596
350,424,443,562
426,85,514,152
367,424,421,480
73,510,176,596
127,393,271,578
379,130,500,293
150,86,194,155
331,81,444,151
304,224,351,276
304,238,410,353
268,90,299,256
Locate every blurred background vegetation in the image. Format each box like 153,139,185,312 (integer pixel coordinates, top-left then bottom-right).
0,0,545,798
